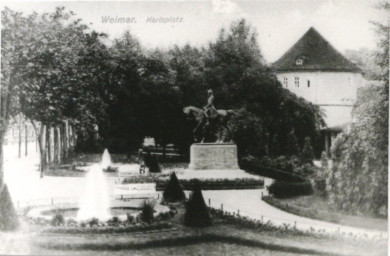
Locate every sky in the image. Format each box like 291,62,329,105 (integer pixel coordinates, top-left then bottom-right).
1,0,387,63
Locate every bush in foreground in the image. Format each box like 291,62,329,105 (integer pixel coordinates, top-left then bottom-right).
163,172,186,202
0,185,19,231
184,181,211,227
140,200,156,224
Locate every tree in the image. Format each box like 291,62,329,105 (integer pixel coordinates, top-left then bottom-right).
329,85,388,216
202,19,323,157
13,8,110,171
103,31,145,152
163,172,185,202
0,7,36,230
371,1,390,88
344,48,382,80
326,1,389,217
184,181,211,227
286,129,300,157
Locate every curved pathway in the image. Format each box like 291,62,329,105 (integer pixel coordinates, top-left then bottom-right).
201,189,386,239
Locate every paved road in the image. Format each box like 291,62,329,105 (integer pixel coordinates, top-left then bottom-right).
3,143,387,239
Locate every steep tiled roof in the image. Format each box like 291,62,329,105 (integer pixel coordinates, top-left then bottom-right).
273,27,361,72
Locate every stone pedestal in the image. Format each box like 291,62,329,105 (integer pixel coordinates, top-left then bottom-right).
188,143,240,170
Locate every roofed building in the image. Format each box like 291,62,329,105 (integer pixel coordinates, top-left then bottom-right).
273,27,365,156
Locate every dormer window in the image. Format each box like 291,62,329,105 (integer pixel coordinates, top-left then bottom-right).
296,58,304,65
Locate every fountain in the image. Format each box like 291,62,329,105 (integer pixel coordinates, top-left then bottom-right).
76,150,112,221
101,148,112,170
26,149,169,224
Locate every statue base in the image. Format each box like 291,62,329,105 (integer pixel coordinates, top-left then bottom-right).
188,143,240,170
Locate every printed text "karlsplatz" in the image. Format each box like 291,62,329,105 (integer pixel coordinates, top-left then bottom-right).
146,16,183,23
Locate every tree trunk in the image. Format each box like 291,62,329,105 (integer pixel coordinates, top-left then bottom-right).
46,125,51,164
25,124,28,156
64,121,69,158
18,121,22,158
58,126,63,164
54,126,59,164
31,122,47,178
69,124,75,152
0,131,5,191
39,125,47,177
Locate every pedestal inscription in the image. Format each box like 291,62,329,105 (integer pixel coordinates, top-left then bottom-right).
188,143,240,170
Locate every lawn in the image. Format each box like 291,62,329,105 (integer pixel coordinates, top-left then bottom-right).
28,222,387,256
263,195,387,231
31,242,307,256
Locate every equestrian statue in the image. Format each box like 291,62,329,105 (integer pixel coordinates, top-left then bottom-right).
183,89,234,143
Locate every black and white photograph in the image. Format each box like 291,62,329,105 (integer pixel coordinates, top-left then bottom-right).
0,0,388,255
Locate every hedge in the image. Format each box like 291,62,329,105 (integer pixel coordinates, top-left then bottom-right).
240,156,305,182
122,176,264,191
267,180,313,198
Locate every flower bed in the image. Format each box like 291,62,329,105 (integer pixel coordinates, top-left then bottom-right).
43,221,173,234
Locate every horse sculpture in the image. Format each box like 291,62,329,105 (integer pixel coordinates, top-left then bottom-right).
183,106,234,143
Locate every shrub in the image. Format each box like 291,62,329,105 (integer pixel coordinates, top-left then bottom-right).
0,185,19,230
268,180,313,198
241,155,305,182
107,216,120,226
293,163,315,176
163,172,186,202
89,218,99,227
127,214,135,223
144,150,161,173
103,166,118,173
51,212,65,226
140,200,156,224
314,178,327,197
301,137,315,164
184,181,211,227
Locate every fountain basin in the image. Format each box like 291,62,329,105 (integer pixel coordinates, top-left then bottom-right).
26,199,171,223
28,205,140,222
42,207,139,219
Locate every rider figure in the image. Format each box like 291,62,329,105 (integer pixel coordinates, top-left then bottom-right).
203,89,217,125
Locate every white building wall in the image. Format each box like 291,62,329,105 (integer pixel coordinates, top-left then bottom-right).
275,71,363,127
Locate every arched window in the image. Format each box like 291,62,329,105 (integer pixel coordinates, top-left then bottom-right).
307,80,310,88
